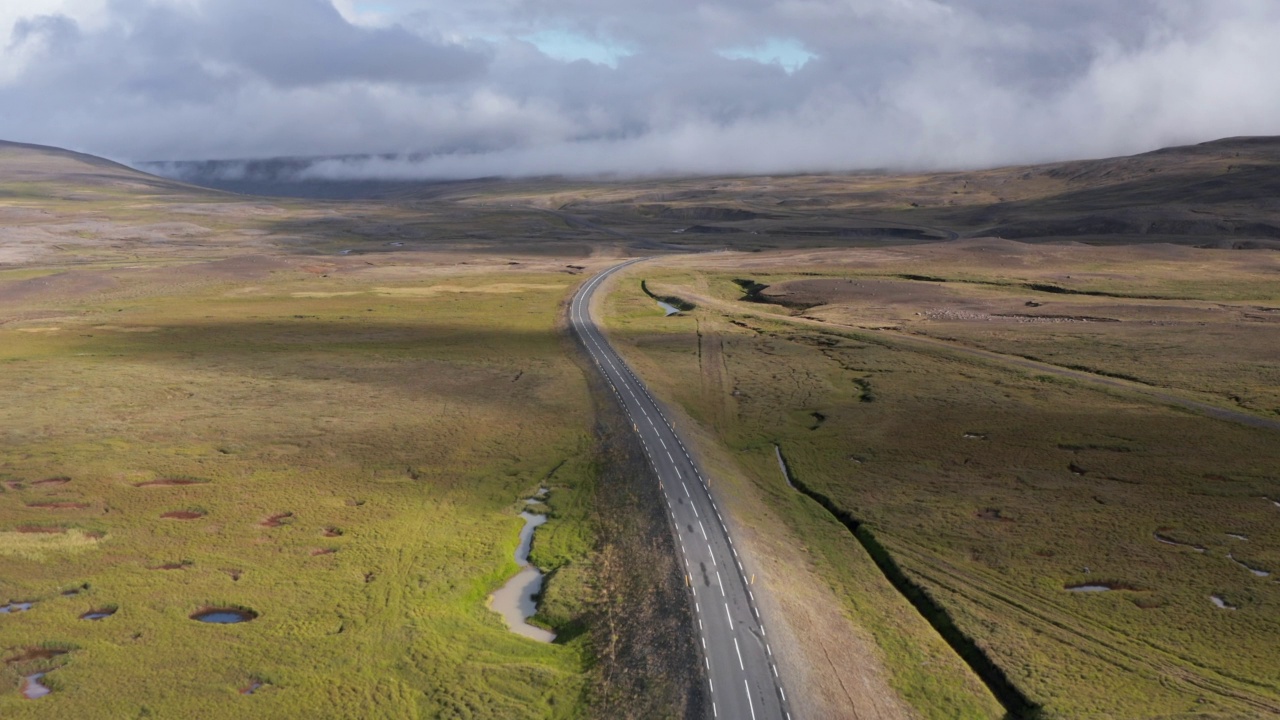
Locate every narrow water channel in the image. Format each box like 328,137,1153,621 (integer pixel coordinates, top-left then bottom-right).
22,673,51,700
774,444,795,488
489,494,555,643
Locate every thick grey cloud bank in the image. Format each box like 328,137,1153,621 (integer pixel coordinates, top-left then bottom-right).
3,0,1280,179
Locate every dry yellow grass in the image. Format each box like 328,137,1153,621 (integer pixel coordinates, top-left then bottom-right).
601,246,1280,718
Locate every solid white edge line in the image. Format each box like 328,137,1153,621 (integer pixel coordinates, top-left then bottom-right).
580,261,794,716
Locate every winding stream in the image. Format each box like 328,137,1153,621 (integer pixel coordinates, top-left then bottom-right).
1229,554,1271,577
774,444,795,488
22,673,51,700
489,497,555,643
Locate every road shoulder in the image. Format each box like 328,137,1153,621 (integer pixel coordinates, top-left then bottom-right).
593,266,917,720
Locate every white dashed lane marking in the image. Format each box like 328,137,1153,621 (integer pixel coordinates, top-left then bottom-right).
572,261,789,719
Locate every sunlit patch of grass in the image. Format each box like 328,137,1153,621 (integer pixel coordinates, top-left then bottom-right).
0,530,103,561
0,266,601,717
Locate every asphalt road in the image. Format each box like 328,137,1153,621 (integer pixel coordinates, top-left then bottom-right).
571,259,792,720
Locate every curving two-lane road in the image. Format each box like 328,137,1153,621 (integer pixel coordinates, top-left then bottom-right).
571,259,792,720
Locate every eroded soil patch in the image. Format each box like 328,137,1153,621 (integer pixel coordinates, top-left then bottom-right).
5,647,69,665
27,502,90,510
260,512,294,528
134,478,209,488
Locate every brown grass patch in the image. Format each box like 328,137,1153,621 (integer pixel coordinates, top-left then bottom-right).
31,477,71,486
161,510,206,520
134,478,208,487
976,508,1014,522
322,527,343,537
310,548,337,556
26,502,89,510
5,647,69,665
260,512,293,528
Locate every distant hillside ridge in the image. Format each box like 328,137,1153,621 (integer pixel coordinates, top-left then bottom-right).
0,140,223,200
0,139,146,174
9,135,1280,247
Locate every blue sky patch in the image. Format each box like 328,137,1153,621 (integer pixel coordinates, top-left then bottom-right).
719,38,815,73
520,30,632,68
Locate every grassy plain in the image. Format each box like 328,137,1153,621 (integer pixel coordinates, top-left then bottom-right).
1,139,716,718
9,134,1280,718
601,245,1280,719
0,258,615,717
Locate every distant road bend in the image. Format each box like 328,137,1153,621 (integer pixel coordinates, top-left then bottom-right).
572,259,792,720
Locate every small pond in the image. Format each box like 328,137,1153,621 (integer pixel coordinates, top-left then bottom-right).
1154,533,1206,552
191,608,258,624
81,608,116,621
1210,595,1237,610
1066,584,1112,593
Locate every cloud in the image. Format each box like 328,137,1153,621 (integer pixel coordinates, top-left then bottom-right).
1,0,1278,178
197,0,489,87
